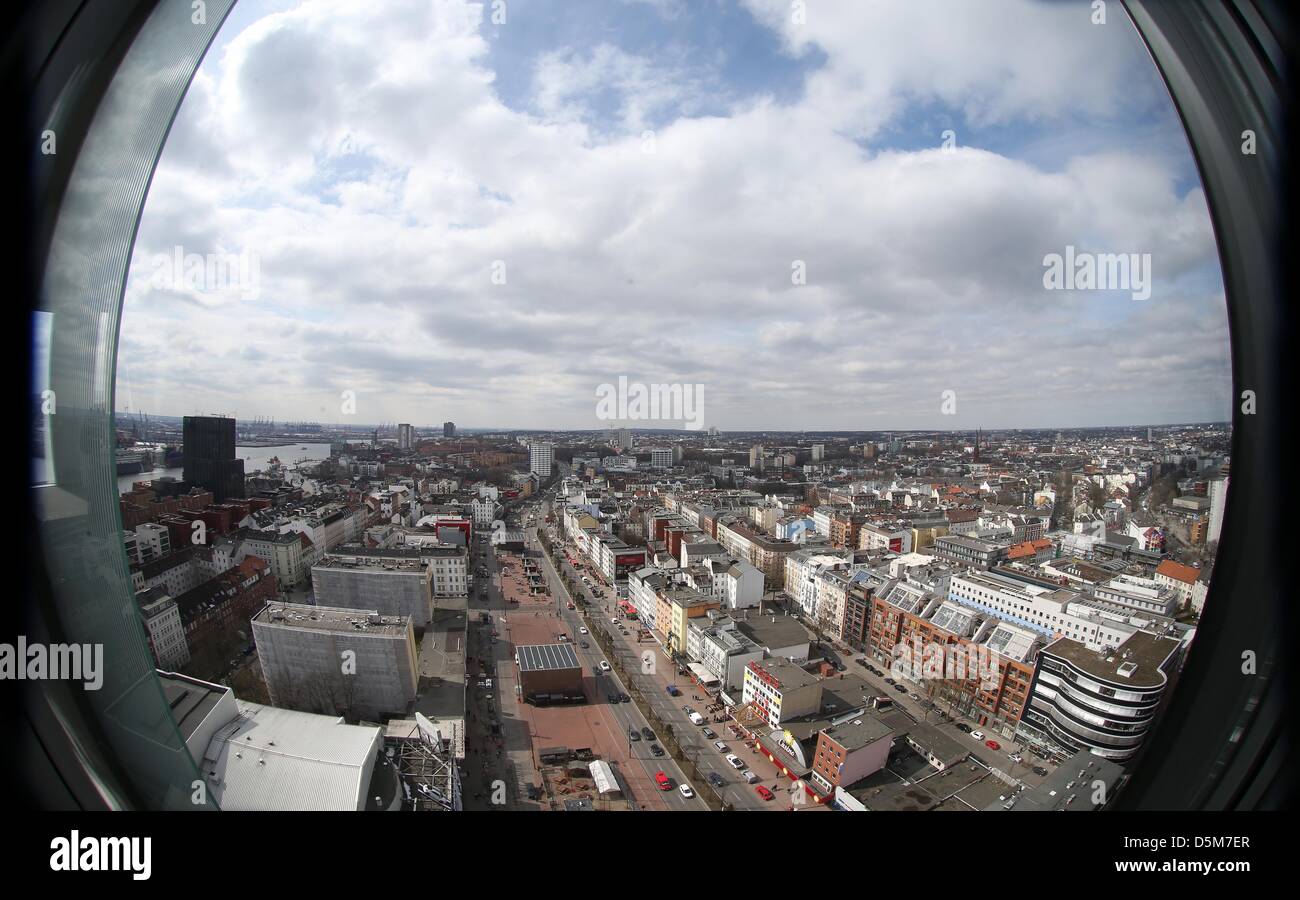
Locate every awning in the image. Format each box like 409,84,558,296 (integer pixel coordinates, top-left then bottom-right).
688,662,719,685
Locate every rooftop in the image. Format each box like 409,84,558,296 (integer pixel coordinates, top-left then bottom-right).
253,602,412,636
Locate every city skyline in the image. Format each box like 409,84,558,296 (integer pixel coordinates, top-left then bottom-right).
115,0,1232,431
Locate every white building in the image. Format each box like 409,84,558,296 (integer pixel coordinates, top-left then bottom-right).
529,442,554,477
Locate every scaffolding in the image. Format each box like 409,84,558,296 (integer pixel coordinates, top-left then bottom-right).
389,716,462,811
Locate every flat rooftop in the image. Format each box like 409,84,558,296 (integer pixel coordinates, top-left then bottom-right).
315,555,428,573
1041,631,1178,688
253,602,412,636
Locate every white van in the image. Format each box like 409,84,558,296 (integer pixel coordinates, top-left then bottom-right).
688,712,705,726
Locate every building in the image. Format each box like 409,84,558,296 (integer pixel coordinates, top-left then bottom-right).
933,534,1002,569
398,423,415,449
173,556,278,659
529,442,554,477
1017,630,1182,763
135,587,190,669
312,553,434,630
516,643,584,704
1207,475,1229,543
134,522,172,564
443,421,455,437
808,715,892,796
182,415,245,502
253,602,419,722
741,658,822,728
649,447,674,469
242,530,314,588
157,670,394,810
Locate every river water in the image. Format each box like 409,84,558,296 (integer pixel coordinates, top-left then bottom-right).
117,442,333,494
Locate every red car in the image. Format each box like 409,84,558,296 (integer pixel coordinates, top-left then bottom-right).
985,740,1001,751
655,771,671,791
755,785,774,801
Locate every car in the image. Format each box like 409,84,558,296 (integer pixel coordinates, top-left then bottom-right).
641,727,656,740
755,785,774,801
955,723,971,733
579,627,588,634
655,771,671,791
688,712,705,726
707,772,726,788
702,728,717,739
985,740,1001,751
598,660,611,672
678,784,694,799
741,770,758,784
725,754,745,770
579,641,589,649
714,741,730,753
681,705,692,713
909,693,921,700
666,685,681,697
525,783,540,801
1008,753,1023,763
1032,766,1049,777
854,657,868,667
611,617,620,624
617,693,631,703
650,744,665,758
628,729,641,741
893,684,906,692
970,731,985,741
884,678,895,685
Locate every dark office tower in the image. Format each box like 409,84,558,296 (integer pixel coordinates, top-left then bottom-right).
182,416,245,502
443,421,455,437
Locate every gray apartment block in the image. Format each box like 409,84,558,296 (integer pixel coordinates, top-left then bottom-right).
311,555,434,629
252,603,419,722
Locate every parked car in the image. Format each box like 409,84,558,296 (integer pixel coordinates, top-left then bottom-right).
666,685,681,697
702,727,717,739
893,684,907,692
1008,753,1023,763
714,741,730,753
741,770,758,784
971,731,985,741
884,678,895,685
1032,766,1049,777
725,754,745,770
955,723,971,733
755,785,774,801
986,740,1001,751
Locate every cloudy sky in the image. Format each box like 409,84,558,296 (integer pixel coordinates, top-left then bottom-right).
115,0,1232,432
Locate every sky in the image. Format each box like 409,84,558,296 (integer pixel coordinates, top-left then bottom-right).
114,0,1233,432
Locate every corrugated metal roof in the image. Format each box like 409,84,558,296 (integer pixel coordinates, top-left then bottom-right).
200,701,380,811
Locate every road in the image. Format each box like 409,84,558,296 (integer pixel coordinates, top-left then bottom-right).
532,497,774,810
524,514,704,809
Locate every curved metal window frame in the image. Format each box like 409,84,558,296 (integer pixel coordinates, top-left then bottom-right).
18,0,1290,810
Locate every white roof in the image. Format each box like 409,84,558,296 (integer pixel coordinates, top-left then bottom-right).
588,760,620,795
199,701,380,811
